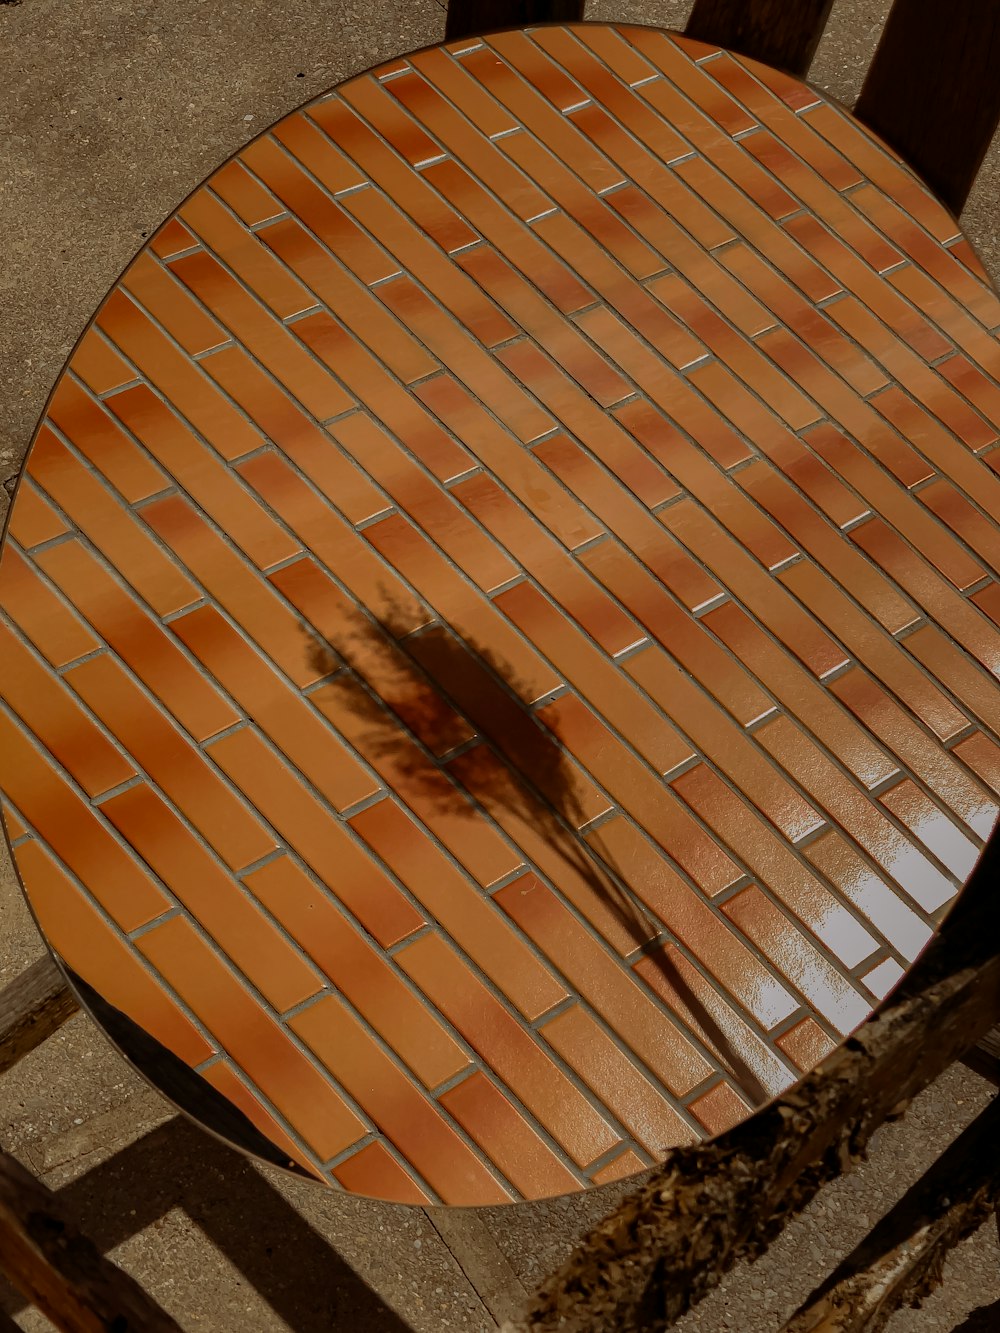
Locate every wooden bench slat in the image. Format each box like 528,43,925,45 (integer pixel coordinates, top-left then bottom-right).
855,0,1000,215
685,0,834,76
0,955,77,1076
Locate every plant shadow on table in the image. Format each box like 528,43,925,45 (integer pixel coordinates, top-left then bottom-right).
310,595,769,1107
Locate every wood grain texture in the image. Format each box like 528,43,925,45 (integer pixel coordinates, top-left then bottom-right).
685,0,834,74
445,0,584,42
0,955,77,1075
855,0,1000,214
781,1096,1000,1333
0,1148,182,1332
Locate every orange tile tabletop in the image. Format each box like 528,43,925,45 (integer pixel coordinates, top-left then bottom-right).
2,23,999,1205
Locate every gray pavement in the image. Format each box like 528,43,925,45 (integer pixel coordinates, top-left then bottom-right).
1,1,998,1329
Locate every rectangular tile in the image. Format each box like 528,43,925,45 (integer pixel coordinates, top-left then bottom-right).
18,838,211,1065
245,854,471,1090
350,796,567,1021
919,479,1000,572
139,915,367,1161
208,160,287,225
721,886,871,1036
398,929,620,1168
102,782,323,1012
953,732,1000,799
121,251,230,354
206,725,425,948
290,992,511,1204
35,541,238,741
201,1061,322,1179
0,546,100,669
270,116,367,196
687,1080,754,1135
170,605,379,813
150,216,199,259
64,652,277,872
67,329,137,396
0,620,135,798
879,779,983,882
28,427,197,616
590,1149,648,1186
0,708,168,931
775,1015,837,1073
332,1141,431,1205
5,479,68,550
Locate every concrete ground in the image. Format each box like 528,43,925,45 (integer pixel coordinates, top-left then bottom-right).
0,0,997,1328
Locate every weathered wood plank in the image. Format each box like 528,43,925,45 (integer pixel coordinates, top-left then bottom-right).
685,0,834,75
444,0,584,43
0,1148,182,1332
0,955,77,1076
503,850,1000,1333
854,0,1000,215
962,1025,1000,1087
781,1097,1000,1333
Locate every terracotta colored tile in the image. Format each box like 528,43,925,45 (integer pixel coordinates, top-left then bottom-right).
45,379,169,502
887,265,1000,378
495,872,717,1096
69,329,137,396
343,190,516,347
953,732,1000,800
179,189,315,318
167,251,353,424
64,653,277,872
1,803,29,842
568,23,658,86
633,941,796,1097
945,238,990,282
703,602,896,788
201,1061,322,1178
453,472,642,656
236,450,427,631
270,116,367,197
17,838,210,1065
410,45,519,136
736,458,922,636
121,252,230,355
5,479,68,549
328,412,516,593
415,377,602,551
245,854,470,1089
141,493,319,688
340,76,450,170
670,762,878,967
971,581,1000,628
245,145,397,289
861,956,906,1001
332,1141,431,1204
0,546,99,669
96,291,265,460
207,727,424,948
397,929,619,1167
208,160,287,225
268,557,470,757
535,692,742,897
873,387,1000,527
878,779,982,883
26,429,197,616
102,782,323,1011
170,605,379,812
721,886,871,1036
937,353,1000,428
139,915,367,1161
309,100,479,254
35,541,238,741
290,992,512,1203
540,1004,696,1156
0,620,134,798
591,1149,648,1186
851,518,998,670
0,710,168,931
688,1080,753,1136
829,669,997,839
364,513,559,704
775,1016,837,1073
439,1072,582,1200
149,216,199,259
311,674,521,889
350,797,566,1021
755,715,957,914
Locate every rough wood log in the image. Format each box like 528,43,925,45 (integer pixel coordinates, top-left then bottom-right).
445,0,584,43
854,0,1000,215
781,1095,1000,1333
0,1148,182,1332
0,956,77,1076
503,856,1000,1333
685,0,834,75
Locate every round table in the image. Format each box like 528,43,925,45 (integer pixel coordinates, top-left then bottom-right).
1,23,998,1206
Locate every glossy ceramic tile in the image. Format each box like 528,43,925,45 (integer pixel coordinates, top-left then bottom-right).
1,24,998,1204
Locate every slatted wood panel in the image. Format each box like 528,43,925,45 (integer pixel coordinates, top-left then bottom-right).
1,25,998,1205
